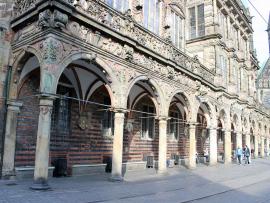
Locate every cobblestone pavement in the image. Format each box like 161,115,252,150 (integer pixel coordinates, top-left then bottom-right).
2,158,270,203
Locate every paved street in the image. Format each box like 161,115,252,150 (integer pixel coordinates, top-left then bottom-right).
2,159,270,203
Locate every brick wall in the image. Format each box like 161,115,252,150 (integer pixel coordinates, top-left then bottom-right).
15,71,39,167
123,96,160,163
15,78,192,168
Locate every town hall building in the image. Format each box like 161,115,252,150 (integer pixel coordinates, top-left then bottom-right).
0,0,269,190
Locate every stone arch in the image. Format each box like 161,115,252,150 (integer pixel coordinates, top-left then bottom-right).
196,101,217,128
166,90,192,120
10,46,42,99
218,109,228,129
56,52,121,107
126,75,166,116
232,114,241,132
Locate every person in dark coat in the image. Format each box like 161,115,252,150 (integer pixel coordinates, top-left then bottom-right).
244,145,250,164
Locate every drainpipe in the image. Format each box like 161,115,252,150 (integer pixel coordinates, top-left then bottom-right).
0,65,12,178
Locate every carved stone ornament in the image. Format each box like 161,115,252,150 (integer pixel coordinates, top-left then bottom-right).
125,119,134,133
40,106,53,116
78,113,89,130
14,0,38,16
38,10,68,29
62,0,214,82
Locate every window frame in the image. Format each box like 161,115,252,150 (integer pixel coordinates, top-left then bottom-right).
105,0,129,13
51,86,71,135
188,4,205,39
167,111,181,141
143,0,160,35
101,96,115,137
141,104,155,140
170,8,184,49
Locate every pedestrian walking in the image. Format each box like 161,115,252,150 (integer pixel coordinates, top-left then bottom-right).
236,146,242,164
244,145,250,164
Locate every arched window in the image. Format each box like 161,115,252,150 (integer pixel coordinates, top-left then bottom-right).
143,0,160,34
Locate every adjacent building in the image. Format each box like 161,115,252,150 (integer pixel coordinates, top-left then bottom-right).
0,0,270,189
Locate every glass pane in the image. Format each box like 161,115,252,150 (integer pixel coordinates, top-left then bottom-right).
143,0,149,28
148,117,154,139
171,12,175,44
148,0,155,32
189,7,196,39
197,4,205,37
155,0,160,34
175,15,179,48
106,0,113,7
123,0,129,12
115,0,122,11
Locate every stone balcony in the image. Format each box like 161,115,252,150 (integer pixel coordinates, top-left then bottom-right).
12,0,215,84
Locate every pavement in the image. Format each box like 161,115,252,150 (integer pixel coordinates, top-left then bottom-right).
2,158,270,203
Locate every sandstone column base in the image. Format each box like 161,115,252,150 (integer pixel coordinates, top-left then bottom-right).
30,178,51,190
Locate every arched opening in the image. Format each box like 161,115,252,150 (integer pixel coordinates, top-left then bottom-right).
167,93,190,165
196,105,209,164
217,119,224,162
15,55,41,168
123,79,160,170
250,128,255,158
49,59,115,177
242,128,246,148
231,123,237,154
258,123,262,157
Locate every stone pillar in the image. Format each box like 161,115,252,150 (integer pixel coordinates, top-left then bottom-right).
111,111,125,181
266,138,269,157
2,101,22,179
261,137,265,157
246,133,251,149
224,130,232,164
209,128,217,165
30,97,54,190
254,136,259,158
158,117,167,173
188,123,197,169
236,133,242,149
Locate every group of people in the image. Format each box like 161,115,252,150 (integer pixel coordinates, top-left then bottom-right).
235,145,251,165
196,145,251,165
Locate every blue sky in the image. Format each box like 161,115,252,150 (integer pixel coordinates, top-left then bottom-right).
242,0,269,68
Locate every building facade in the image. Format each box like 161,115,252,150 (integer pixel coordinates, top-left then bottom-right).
0,0,270,189
257,13,270,108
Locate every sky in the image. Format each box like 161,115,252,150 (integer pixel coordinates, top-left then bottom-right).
242,0,270,68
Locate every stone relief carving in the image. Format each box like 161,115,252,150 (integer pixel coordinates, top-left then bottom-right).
14,0,38,16
110,62,137,84
38,10,68,29
62,0,214,82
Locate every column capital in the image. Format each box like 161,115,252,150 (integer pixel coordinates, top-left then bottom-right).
111,107,128,114
7,100,23,112
158,116,169,121
39,95,55,107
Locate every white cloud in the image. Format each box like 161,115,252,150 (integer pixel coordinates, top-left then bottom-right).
243,0,269,68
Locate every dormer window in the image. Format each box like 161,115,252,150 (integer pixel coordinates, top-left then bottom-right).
106,0,129,13
143,0,160,34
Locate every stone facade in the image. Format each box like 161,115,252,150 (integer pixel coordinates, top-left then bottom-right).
257,13,270,108
0,0,270,189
